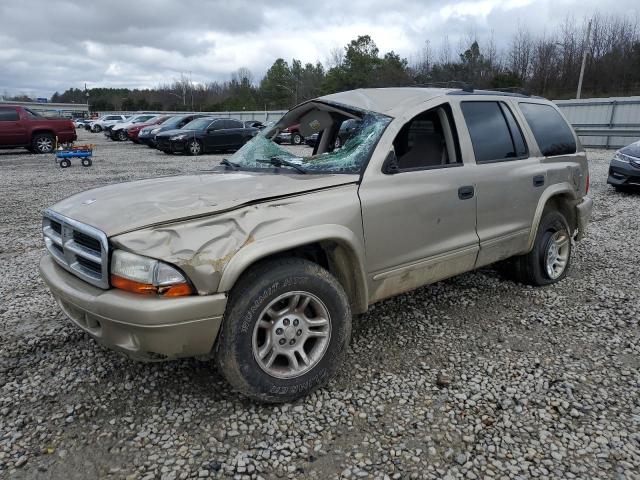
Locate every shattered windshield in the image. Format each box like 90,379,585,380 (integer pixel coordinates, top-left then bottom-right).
228,111,390,174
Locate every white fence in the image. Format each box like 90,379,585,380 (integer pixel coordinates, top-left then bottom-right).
98,110,288,123
555,97,640,149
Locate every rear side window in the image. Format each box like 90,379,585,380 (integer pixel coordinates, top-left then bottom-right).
0,108,19,121
519,103,576,156
226,119,243,129
461,101,528,163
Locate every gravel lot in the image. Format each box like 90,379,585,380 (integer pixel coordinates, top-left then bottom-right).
1,129,639,480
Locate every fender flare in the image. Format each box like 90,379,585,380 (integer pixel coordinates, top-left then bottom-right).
526,182,577,251
218,224,369,313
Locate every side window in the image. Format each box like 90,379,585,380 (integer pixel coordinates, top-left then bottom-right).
519,102,576,156
228,119,243,129
25,108,41,119
0,108,19,121
392,104,461,170
208,120,222,130
461,101,528,163
106,116,121,120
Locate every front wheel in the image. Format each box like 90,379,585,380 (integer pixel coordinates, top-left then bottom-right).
216,258,351,403
187,139,202,155
507,210,572,286
291,132,303,145
92,125,102,133
117,130,128,141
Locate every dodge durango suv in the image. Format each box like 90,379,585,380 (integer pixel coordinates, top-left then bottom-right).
39,88,593,402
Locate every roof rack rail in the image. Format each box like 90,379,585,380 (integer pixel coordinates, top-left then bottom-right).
414,81,474,92
483,87,532,96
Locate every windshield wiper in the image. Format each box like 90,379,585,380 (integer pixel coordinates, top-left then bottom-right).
257,156,307,174
220,158,241,170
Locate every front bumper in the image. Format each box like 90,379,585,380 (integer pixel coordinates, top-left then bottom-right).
39,254,226,361
607,158,640,186
575,195,593,241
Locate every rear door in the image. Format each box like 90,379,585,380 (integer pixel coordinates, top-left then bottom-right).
0,107,27,145
456,99,546,267
223,119,245,148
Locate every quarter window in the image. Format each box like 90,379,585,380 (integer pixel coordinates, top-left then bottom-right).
519,102,576,156
461,101,527,163
0,108,19,121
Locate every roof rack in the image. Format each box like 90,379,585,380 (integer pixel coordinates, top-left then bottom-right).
483,87,532,96
414,81,474,92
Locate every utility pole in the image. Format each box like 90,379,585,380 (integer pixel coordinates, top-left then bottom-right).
576,19,592,99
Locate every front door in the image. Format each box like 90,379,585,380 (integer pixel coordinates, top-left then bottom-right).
358,102,480,302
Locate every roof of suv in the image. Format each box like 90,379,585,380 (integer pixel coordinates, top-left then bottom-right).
317,87,539,117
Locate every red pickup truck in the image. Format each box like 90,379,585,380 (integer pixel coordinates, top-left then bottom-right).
0,105,77,153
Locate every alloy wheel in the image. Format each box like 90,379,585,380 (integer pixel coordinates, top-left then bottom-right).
252,291,331,379
544,230,570,279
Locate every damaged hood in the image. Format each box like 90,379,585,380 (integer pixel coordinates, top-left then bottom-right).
49,171,359,236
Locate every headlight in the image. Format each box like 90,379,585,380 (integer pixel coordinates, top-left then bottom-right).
151,128,160,134
171,134,188,140
614,152,631,163
110,250,193,297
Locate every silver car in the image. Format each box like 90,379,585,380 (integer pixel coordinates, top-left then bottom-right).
39,87,592,402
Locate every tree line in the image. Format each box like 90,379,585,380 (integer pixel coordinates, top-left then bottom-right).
36,13,640,111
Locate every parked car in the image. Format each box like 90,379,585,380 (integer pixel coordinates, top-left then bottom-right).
155,117,258,155
0,105,76,153
87,114,127,132
607,139,640,190
126,115,172,143
138,114,207,148
73,118,90,128
275,123,303,144
39,87,592,402
305,118,362,148
108,114,159,141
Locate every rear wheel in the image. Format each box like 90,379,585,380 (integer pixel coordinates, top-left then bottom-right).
32,133,55,154
506,210,572,286
216,258,351,403
117,130,128,141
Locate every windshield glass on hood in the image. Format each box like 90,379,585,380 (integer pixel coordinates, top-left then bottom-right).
229,111,390,174
183,118,214,130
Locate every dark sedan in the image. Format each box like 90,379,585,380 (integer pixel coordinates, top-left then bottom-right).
138,114,207,148
155,117,258,155
608,140,640,191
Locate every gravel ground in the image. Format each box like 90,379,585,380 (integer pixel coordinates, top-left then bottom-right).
1,130,639,480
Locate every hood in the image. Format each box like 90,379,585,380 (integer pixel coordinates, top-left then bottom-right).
156,128,196,137
48,171,359,236
620,140,640,159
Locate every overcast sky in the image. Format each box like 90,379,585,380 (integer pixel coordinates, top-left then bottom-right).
0,0,637,98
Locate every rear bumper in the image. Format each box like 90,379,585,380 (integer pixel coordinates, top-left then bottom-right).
39,254,226,361
607,158,640,186
575,195,593,241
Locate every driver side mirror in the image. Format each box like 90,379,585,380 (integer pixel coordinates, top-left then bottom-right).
382,150,400,175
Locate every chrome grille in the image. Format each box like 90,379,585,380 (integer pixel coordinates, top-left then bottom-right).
42,210,109,289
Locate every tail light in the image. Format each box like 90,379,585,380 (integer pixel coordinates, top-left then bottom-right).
586,174,590,194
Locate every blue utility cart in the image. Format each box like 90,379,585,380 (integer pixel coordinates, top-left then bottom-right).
55,144,94,168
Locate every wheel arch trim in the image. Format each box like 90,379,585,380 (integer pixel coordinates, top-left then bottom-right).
218,224,369,313
526,182,578,251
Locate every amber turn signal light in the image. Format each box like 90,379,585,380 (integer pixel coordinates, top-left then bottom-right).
111,275,193,297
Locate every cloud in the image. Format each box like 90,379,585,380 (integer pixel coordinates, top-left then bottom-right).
0,0,637,97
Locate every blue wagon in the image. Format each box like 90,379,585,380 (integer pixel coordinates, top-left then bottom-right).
55,144,94,168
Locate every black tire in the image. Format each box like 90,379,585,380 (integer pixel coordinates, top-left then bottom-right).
92,125,102,133
216,258,352,403
291,132,303,145
186,139,202,156
117,130,128,141
81,158,92,167
32,133,55,154
59,159,71,168
506,210,572,286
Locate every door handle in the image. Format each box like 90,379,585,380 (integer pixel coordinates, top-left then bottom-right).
458,185,474,200
533,175,545,187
